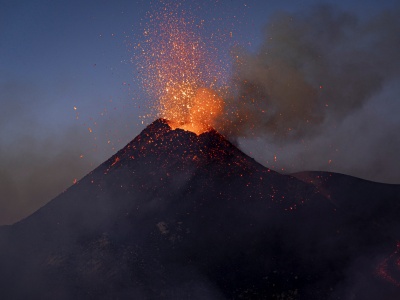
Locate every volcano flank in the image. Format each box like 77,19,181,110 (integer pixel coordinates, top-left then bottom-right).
0,119,400,299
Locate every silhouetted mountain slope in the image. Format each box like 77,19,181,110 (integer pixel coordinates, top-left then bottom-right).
293,171,400,247
0,119,399,299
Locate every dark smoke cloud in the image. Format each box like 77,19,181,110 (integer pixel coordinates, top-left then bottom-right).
221,5,400,184
225,5,400,141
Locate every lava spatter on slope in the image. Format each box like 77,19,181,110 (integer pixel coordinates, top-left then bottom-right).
98,118,317,211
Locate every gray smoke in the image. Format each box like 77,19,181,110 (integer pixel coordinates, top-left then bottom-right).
221,5,400,183
225,5,400,140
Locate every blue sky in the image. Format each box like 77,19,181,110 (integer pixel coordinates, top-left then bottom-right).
1,0,399,224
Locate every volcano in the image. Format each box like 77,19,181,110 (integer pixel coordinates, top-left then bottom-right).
0,118,399,299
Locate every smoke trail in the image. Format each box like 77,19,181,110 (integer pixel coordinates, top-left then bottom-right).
224,5,400,141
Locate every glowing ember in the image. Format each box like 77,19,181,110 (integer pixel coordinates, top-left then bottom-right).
137,2,227,135
110,156,120,167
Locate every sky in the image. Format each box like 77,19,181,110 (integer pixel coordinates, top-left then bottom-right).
1,0,399,225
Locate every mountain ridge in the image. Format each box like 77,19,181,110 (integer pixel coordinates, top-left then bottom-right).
0,118,399,299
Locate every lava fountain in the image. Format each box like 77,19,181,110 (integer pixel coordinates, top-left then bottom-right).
136,1,227,135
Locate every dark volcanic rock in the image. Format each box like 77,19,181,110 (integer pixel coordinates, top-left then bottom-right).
0,119,399,299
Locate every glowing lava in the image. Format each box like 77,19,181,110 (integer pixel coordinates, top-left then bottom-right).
137,1,227,135
165,87,224,134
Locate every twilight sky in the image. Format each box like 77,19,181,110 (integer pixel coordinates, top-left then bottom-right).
1,0,399,225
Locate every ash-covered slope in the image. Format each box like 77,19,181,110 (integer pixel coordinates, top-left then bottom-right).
0,119,399,300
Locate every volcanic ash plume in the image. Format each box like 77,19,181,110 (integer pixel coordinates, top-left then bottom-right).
225,6,400,141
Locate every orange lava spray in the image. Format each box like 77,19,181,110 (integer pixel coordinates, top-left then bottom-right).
136,1,227,134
